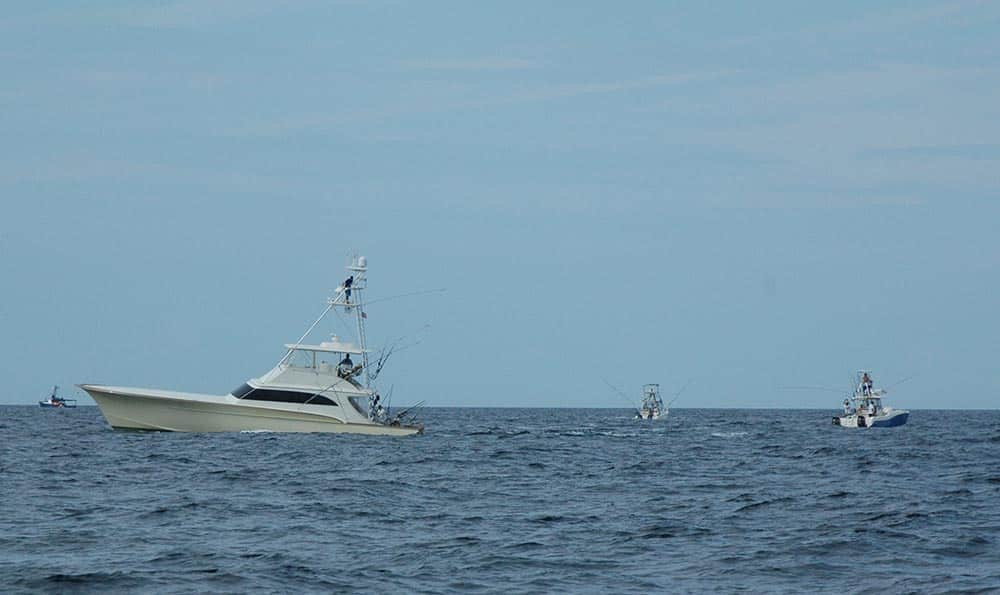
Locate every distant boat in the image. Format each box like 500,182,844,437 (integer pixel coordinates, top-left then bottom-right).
80,255,423,435
636,384,665,420
832,370,909,428
39,385,77,408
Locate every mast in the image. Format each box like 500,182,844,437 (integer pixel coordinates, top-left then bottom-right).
322,255,379,421
347,255,370,387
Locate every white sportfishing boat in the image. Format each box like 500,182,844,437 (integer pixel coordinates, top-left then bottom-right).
636,384,665,420
80,256,423,435
832,370,909,428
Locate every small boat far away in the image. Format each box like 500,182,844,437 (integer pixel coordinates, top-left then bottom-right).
80,255,423,435
832,370,909,428
39,385,77,408
636,384,665,420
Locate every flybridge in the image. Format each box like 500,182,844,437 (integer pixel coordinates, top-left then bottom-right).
284,337,366,354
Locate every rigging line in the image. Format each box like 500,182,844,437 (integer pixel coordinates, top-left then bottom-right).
303,379,363,406
361,288,447,308
778,385,846,394
602,377,640,411
277,302,334,366
884,373,918,391
243,287,344,402
374,324,432,357
392,400,425,421
668,379,693,406
331,304,359,344
328,280,368,347
237,281,358,403
384,385,394,411
391,339,423,355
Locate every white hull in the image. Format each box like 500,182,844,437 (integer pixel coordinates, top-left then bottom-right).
834,408,909,429
81,385,422,436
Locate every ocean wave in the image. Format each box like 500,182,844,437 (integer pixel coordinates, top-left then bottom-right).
711,431,748,438
3,406,999,593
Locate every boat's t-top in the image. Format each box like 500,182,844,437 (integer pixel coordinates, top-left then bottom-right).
637,383,664,419
282,336,366,385
843,370,886,414
642,384,662,407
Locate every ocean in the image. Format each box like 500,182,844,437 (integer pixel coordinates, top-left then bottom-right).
1,406,998,593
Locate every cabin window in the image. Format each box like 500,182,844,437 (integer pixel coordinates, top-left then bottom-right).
231,383,255,398
231,384,337,406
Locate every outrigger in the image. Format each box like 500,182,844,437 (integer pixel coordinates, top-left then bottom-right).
832,370,909,428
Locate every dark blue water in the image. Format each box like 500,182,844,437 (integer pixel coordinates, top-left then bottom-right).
2,406,999,593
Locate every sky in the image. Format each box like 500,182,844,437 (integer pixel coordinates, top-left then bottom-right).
1,1,999,408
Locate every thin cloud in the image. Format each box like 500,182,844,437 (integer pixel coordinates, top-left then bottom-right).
721,0,998,50
701,190,928,210
399,58,538,72
0,157,288,195
0,1,285,30
486,71,734,105
231,70,736,137
858,144,1000,161
112,0,283,28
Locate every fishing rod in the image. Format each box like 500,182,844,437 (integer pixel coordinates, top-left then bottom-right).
369,325,432,382
391,400,426,424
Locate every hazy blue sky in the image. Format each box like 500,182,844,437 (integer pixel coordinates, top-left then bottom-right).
2,2,998,408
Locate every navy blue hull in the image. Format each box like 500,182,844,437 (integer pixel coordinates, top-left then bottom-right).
870,412,908,427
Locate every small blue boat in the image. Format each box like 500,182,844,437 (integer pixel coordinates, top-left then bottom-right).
39,385,77,409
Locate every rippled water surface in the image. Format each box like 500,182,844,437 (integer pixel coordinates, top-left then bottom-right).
2,406,999,593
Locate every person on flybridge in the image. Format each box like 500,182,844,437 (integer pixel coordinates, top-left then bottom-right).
338,353,354,378
861,372,873,396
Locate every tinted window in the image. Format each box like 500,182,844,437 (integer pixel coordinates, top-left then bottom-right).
231,383,255,398
232,384,337,406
